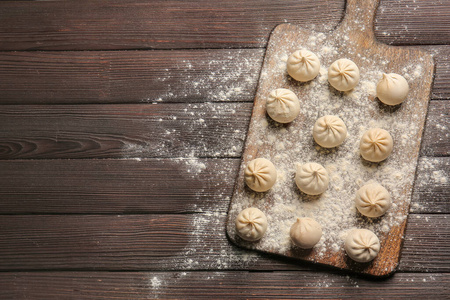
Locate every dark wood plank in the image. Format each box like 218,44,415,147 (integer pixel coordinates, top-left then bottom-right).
0,0,345,51
0,157,446,215
0,47,447,105
0,0,448,50
0,101,447,159
0,215,190,270
428,46,450,100
0,159,237,214
375,0,450,45
411,157,450,214
399,214,450,272
0,214,447,271
0,271,448,299
421,100,450,156
0,103,251,159
0,49,263,104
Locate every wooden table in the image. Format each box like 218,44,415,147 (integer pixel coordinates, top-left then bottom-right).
0,1,448,298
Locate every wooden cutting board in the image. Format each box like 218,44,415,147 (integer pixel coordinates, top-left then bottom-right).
226,0,434,277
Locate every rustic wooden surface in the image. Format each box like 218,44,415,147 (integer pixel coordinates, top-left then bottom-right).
0,0,448,298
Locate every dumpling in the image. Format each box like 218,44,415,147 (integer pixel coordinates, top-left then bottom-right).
290,217,322,249
287,49,321,82
344,229,380,263
328,59,360,91
376,73,409,106
244,158,277,192
355,182,391,218
235,207,267,241
266,88,300,123
295,162,329,195
360,128,393,162
313,115,347,148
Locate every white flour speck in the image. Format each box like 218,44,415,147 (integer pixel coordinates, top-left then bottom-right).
150,276,162,290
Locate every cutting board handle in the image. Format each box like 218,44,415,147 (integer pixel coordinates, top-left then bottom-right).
337,0,380,40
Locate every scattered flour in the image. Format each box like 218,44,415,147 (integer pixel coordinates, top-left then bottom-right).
174,154,207,175
411,157,449,213
178,208,261,270
140,157,262,271
150,276,162,290
143,49,263,103
432,170,448,184
121,102,246,159
416,157,449,186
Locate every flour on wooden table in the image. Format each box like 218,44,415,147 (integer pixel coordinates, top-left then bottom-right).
417,157,449,185
150,276,162,290
150,157,262,271
173,153,206,174
143,49,263,104
121,102,246,158
227,27,428,260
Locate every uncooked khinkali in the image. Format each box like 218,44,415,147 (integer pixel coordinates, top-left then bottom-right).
313,115,347,148
328,59,360,91
295,162,329,195
376,73,409,106
287,49,321,82
235,207,267,241
245,158,277,192
360,128,393,162
355,182,391,218
344,229,380,263
290,217,322,249
266,88,300,123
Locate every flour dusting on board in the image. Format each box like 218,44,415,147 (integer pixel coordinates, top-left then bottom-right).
227,23,430,269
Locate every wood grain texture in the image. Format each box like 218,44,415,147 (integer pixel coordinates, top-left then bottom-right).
0,215,190,270
0,0,345,50
420,100,450,156
375,0,450,45
0,49,264,104
0,47,447,105
0,101,447,159
0,103,250,159
0,0,448,51
0,271,448,299
411,157,450,214
428,46,450,100
0,159,236,214
0,157,447,215
399,214,450,272
0,214,447,272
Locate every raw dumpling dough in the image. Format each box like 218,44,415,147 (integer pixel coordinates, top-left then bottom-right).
355,182,391,218
235,207,267,241
344,229,380,263
376,73,409,106
245,158,277,192
266,88,300,123
295,162,329,195
360,128,393,162
290,217,322,249
313,115,347,148
328,59,360,91
287,49,321,82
